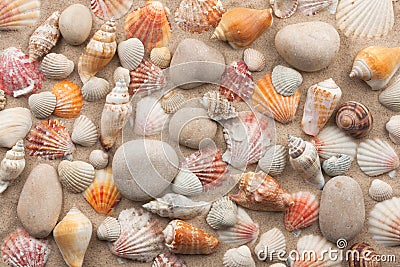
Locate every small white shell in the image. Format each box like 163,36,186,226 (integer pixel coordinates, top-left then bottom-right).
200,91,238,121
58,160,95,193
379,78,400,111
254,228,286,262
271,65,303,97
369,179,393,202
257,145,287,176
150,47,171,69
161,90,185,114
71,115,98,147
0,90,5,111
41,53,74,80
113,67,130,85
171,169,203,196
0,139,25,193
89,150,109,169
81,76,111,102
322,154,353,176
117,38,145,70
206,196,238,229
97,216,121,242
223,245,256,267
28,91,56,119
243,48,265,72
270,0,298,18
386,115,400,144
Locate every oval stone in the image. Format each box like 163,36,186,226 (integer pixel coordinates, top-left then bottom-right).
59,4,92,45
17,164,63,238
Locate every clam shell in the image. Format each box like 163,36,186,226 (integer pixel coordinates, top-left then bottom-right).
28,91,56,119
0,107,32,149
254,228,286,262
270,0,298,18
369,179,393,202
81,76,111,102
52,80,83,119
41,53,74,80
379,77,400,111
200,91,238,121
129,58,166,95
257,144,287,176
322,154,352,176
161,90,185,114
71,115,98,147
284,191,319,232
152,252,187,267
386,115,400,144
113,67,130,85
243,48,266,72
91,0,133,20
206,196,238,229
348,242,381,267
89,149,109,169
223,245,256,267
171,169,203,197
0,140,25,193
271,65,302,97
58,160,95,193
0,90,5,110
150,47,171,69
117,38,145,71
97,216,121,242
335,101,373,139
219,61,254,102
0,0,40,30
298,0,338,16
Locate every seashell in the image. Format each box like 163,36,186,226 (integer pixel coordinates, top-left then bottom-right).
254,228,286,262
206,196,238,229
0,0,40,30
81,77,111,102
0,90,5,110
91,0,133,20
269,264,286,267
349,46,400,90
0,47,44,97
219,61,254,102
369,179,393,202
288,135,325,189
150,47,171,69
301,78,342,136
51,80,83,119
152,252,187,267
270,0,298,18
379,78,400,111
28,91,56,119
41,53,74,80
217,207,259,246
322,154,352,176
172,169,203,196
129,58,166,95
229,172,294,211
284,191,319,232
58,160,95,193
0,140,25,193
53,207,92,267
0,107,32,148
368,197,400,246
117,38,145,71
161,90,185,114
1,229,50,267
83,167,121,215
97,216,121,242
143,193,210,219
26,119,75,160
174,0,225,33
28,11,60,61
386,115,400,144
89,149,109,169
252,73,301,124
335,101,373,138
200,91,238,121
124,1,172,52
223,111,273,169
100,80,132,150
110,208,165,262
298,0,338,16
348,242,381,267
223,245,255,267
113,67,130,85
257,144,287,176
271,65,302,97
357,138,399,178
243,48,265,72
78,19,117,84
336,0,394,39
163,219,219,254
133,96,170,136
71,115,98,147
212,8,273,49
312,126,357,160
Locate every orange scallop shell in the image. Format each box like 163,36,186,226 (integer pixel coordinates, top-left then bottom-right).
284,191,319,232
51,80,83,119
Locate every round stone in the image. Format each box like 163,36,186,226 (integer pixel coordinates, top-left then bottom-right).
59,4,93,45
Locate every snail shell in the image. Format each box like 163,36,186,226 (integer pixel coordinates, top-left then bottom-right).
335,101,373,138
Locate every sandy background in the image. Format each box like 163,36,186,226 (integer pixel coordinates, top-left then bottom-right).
0,0,400,266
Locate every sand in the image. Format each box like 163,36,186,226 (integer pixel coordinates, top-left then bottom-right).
0,0,400,266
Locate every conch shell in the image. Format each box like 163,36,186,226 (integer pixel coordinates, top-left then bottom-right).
0,140,25,193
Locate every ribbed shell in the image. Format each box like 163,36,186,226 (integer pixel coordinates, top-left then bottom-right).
206,196,238,229
0,0,41,30
348,242,381,267
243,48,265,72
97,216,121,242
58,160,95,193
152,252,187,267
336,101,373,139
270,0,298,18
254,228,286,262
41,53,74,80
28,91,56,119
113,67,130,85
0,139,25,186
219,61,254,102
129,58,166,95
150,47,171,69
117,38,145,70
386,115,400,144
322,154,352,176
271,65,302,97
90,0,133,20
81,77,111,102
257,145,287,176
369,179,393,202
71,115,98,147
298,0,337,16
223,245,256,267
0,90,5,110
171,169,203,196
284,191,319,232
89,149,109,169
379,78,400,111
161,90,185,114
51,80,83,119
200,91,238,121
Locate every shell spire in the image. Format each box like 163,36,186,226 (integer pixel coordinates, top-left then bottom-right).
0,139,25,193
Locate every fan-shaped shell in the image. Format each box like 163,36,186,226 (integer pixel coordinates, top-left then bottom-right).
254,228,286,262
379,78,400,111
91,0,133,20
335,101,373,139
200,91,238,121
243,48,265,72
206,196,238,229
219,61,254,102
257,144,287,176
150,47,171,69
348,242,381,267
161,90,185,114
284,191,319,232
322,154,352,176
113,66,130,85
81,76,111,102
386,115,400,144
298,0,337,16
71,115,98,147
152,252,187,267
129,58,166,95
270,0,298,18
89,149,109,169
58,160,95,193
51,80,83,119
28,91,56,119
369,179,393,202
41,53,74,80
0,139,25,193
0,90,5,110
117,38,145,71
97,216,121,242
0,108,32,149
171,169,203,196
271,65,302,97
223,245,255,267
0,0,40,30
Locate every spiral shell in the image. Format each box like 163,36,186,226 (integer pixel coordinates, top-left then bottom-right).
71,115,98,147
41,53,74,80
386,115,400,144
369,179,393,202
0,140,25,193
28,91,56,119
271,65,303,97
81,77,111,102
150,47,171,69
322,154,353,177
254,228,286,262
89,149,109,169
161,90,185,114
113,67,130,85
0,0,41,30
257,144,287,176
206,196,238,229
270,0,298,18
117,38,145,70
0,90,5,110
97,216,121,242
58,160,95,193
200,91,238,121
223,245,256,267
335,101,373,139
52,80,83,119
243,48,266,72
348,242,381,267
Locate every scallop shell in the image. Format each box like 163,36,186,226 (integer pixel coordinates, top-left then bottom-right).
257,144,287,176
0,90,5,110
0,107,32,149
113,66,130,85
230,172,294,211
369,179,393,202
28,91,56,119
171,168,203,196
219,61,254,102
348,242,381,267
129,58,166,95
1,229,50,267
386,115,400,144
288,135,325,189
89,149,109,169
163,219,219,255
53,207,92,267
0,47,44,97
143,193,210,220
336,0,394,39
253,73,301,124
51,80,83,119
223,245,256,267
91,0,133,20
161,90,185,114
117,38,145,71
243,48,265,72
71,115,98,147
41,53,74,80
357,138,399,178
26,119,75,160
152,252,187,267
124,1,172,52
322,154,352,176
150,47,171,69
368,197,400,246
335,101,373,139
254,228,286,262
0,140,25,193
298,0,337,16
312,126,357,160
200,91,238,121
58,160,95,193
271,65,303,97
284,191,319,232
270,0,298,18
28,11,60,61
81,76,111,102
97,216,121,242
206,196,238,229
83,167,121,215
78,18,117,84
0,0,40,30
379,78,400,111
212,8,273,49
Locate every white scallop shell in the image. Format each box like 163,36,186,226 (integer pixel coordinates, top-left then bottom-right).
28,91,56,119
89,149,109,169
0,90,5,111
206,196,238,229
200,91,238,121
243,48,265,72
254,228,286,262
97,216,121,242
386,115,400,144
322,154,353,177
117,38,145,70
223,245,256,267
379,78,400,111
81,76,111,102
161,90,185,114
71,115,98,147
41,53,74,80
357,138,399,178
298,0,338,16
270,0,298,18
113,67,130,85
369,179,393,202
271,65,303,97
58,160,95,193
257,145,287,176
171,169,203,196
0,139,25,193
0,107,32,148
150,47,171,69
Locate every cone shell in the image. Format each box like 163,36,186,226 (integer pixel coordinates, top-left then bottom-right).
379,78,400,111
0,0,40,30
91,0,133,20
270,0,298,18
219,61,254,102
254,228,286,262
163,219,219,255
298,0,337,16
229,172,294,211
212,8,273,49
28,11,60,61
129,58,166,95
81,77,111,102
0,90,5,110
52,80,83,119
0,139,25,186
58,160,95,193
71,115,98,147
97,216,121,242
348,242,381,267
161,90,185,114
89,149,109,169
113,66,130,85
41,53,74,80
124,1,172,52
335,101,373,139
172,169,203,196
223,245,255,267
206,196,238,229
284,191,319,232
271,65,302,97
152,252,187,267
53,207,92,267
322,154,352,176
78,19,117,84
117,38,145,70
257,144,287,176
150,47,171,69
386,115,400,144
243,48,265,72
28,91,56,119
200,91,238,121
369,179,393,202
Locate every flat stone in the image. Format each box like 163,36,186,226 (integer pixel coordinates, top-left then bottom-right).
59,4,92,45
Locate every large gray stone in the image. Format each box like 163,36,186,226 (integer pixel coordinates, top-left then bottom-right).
59,4,92,45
